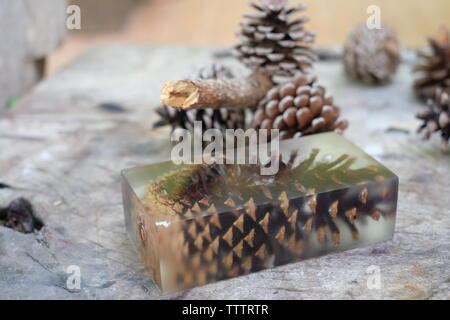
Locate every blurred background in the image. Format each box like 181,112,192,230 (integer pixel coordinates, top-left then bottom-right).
2,0,450,109
49,0,450,74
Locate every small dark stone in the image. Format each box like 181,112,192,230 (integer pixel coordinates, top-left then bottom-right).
0,207,7,220
0,198,44,234
98,103,127,113
212,48,233,59
0,183,11,189
409,173,433,183
371,248,388,255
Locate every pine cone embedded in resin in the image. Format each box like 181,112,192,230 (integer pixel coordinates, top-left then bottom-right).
143,150,397,287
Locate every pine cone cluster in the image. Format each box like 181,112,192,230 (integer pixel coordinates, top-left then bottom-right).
233,0,317,82
414,27,450,101
417,88,450,152
344,23,400,84
153,64,246,131
252,73,348,139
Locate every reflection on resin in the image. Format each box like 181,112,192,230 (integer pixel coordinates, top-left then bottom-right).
122,133,398,293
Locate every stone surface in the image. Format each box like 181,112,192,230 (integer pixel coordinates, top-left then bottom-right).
0,46,448,300
0,0,67,108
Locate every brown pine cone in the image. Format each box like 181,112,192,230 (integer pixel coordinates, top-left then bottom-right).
417,88,450,152
344,23,400,84
233,0,317,83
414,27,450,101
153,64,246,131
252,73,348,139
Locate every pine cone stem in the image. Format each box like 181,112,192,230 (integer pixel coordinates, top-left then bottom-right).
160,72,273,111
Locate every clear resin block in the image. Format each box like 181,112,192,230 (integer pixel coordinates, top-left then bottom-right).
121,133,398,293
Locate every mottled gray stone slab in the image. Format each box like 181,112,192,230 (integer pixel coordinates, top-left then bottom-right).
0,46,448,300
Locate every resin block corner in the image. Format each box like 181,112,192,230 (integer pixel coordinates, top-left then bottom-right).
121,133,398,293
